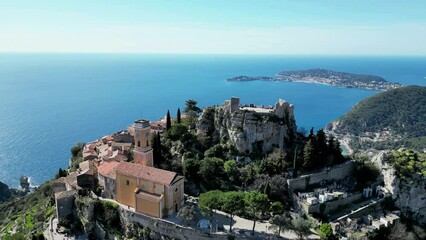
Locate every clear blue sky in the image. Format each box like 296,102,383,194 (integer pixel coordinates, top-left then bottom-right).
1,0,425,55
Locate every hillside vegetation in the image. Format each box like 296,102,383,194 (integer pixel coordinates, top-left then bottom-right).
0,181,54,239
333,86,426,150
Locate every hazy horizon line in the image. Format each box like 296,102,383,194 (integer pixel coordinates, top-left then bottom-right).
1,51,426,58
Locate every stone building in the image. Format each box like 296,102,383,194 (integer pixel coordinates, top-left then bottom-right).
55,190,76,222
133,119,154,167
97,161,120,199
76,160,96,190
115,162,184,218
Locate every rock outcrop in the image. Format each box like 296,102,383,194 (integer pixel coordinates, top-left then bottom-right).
0,181,12,202
371,152,426,224
197,97,297,154
75,196,96,234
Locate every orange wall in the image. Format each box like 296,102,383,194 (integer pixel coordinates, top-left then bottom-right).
116,173,137,208
136,197,161,218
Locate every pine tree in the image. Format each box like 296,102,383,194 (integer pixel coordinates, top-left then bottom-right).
316,129,327,167
166,110,171,130
177,108,181,124
153,132,162,164
308,127,315,140
303,139,316,170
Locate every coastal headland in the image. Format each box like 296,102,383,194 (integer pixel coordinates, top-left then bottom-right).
228,68,402,90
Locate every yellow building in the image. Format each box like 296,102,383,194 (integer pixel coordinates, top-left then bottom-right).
115,162,184,218
133,119,154,167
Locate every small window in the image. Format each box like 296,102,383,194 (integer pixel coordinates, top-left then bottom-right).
126,180,129,186
175,187,178,192
137,141,140,147
146,140,149,146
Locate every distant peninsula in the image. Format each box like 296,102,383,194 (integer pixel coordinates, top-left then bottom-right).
227,68,402,90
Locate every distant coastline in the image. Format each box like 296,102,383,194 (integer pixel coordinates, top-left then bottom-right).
228,68,402,91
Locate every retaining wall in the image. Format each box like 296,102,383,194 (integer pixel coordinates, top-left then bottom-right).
288,161,354,193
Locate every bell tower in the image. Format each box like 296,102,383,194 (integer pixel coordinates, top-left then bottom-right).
133,119,154,167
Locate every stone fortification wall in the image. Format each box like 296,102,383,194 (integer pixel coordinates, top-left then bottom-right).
119,207,229,240
118,206,277,240
288,161,354,193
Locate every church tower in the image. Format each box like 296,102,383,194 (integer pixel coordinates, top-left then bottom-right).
133,119,154,167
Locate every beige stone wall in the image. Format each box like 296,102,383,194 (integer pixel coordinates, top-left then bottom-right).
135,196,161,218
134,126,151,149
165,178,184,214
116,173,138,208
134,149,153,167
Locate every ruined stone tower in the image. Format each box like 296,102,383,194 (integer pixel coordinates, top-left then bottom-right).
133,119,154,167
230,97,240,113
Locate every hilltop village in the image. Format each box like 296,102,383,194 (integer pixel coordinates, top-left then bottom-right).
2,97,424,240
42,97,426,240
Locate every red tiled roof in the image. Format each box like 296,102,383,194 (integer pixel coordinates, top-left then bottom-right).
97,161,120,179
116,162,177,186
135,190,163,202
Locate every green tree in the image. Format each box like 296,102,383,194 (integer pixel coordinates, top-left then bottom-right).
270,201,284,216
269,214,291,236
221,191,246,232
259,149,288,175
166,110,172,130
245,191,269,235
184,99,202,114
70,142,85,158
177,108,182,124
319,223,336,240
291,215,313,240
224,160,239,183
152,132,163,166
55,168,67,179
303,139,316,171
182,158,200,182
164,124,188,141
204,144,226,159
199,157,224,189
199,190,223,218
184,99,202,129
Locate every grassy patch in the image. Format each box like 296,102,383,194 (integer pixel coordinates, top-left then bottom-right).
25,213,34,229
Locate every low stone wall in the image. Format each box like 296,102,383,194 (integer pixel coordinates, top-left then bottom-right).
288,161,354,193
334,198,385,222
119,207,230,240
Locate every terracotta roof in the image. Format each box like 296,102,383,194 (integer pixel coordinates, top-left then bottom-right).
116,162,178,186
135,189,163,202
79,160,95,175
62,172,80,190
97,161,120,179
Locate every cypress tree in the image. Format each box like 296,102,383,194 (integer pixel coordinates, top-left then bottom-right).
177,108,181,124
166,110,171,130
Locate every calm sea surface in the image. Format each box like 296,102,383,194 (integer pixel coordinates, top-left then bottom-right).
0,54,425,187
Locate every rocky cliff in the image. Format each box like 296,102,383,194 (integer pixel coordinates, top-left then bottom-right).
371,152,426,224
197,98,297,154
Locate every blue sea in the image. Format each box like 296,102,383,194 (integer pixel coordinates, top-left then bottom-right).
0,54,425,187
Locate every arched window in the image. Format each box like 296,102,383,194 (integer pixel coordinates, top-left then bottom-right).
137,141,140,147
146,140,149,146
